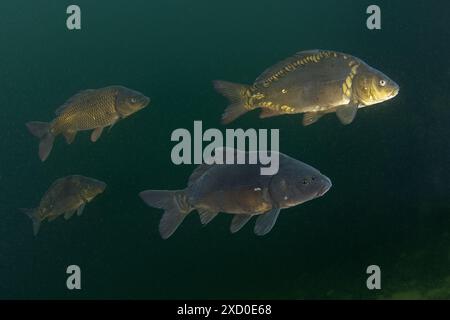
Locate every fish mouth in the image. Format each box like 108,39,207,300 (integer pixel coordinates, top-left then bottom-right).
94,181,107,193
316,177,332,197
142,96,151,107
99,182,107,192
389,87,399,98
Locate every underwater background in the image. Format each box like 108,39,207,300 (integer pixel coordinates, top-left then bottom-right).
0,0,449,299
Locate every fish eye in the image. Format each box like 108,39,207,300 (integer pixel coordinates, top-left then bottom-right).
379,79,386,87
130,97,137,103
311,177,316,181
302,178,309,185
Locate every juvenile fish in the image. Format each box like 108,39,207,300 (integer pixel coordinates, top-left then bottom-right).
26,85,150,161
21,175,106,235
214,49,399,125
139,149,332,239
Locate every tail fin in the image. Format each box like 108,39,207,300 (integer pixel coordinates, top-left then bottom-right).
20,208,41,236
213,80,251,124
139,190,193,239
26,121,55,162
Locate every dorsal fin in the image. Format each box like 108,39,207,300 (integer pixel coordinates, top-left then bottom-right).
188,164,212,186
55,89,96,115
188,148,242,186
255,49,336,87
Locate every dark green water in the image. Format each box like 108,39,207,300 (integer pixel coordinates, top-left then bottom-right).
1,0,449,299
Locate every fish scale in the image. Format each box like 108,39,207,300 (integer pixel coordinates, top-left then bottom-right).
21,175,106,235
53,88,118,133
26,85,149,161
214,49,399,125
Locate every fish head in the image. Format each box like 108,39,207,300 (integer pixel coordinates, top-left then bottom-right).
79,177,107,202
115,87,150,118
354,68,399,106
270,159,332,208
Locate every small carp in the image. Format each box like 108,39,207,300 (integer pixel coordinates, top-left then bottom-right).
214,49,399,125
26,85,150,161
21,175,106,235
139,148,331,239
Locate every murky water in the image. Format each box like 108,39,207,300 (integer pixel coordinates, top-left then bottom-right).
0,0,449,299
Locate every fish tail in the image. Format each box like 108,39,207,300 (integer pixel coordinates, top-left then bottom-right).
26,121,55,162
19,208,41,236
139,189,193,239
213,80,252,124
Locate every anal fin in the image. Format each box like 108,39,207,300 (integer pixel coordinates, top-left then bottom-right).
63,131,77,144
47,215,58,222
259,108,280,119
230,214,253,233
198,209,218,225
64,210,76,220
302,112,324,126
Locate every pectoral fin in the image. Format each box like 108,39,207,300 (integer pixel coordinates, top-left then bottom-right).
254,207,281,236
64,210,76,220
63,131,77,144
302,112,323,126
230,214,253,233
77,203,86,216
90,127,104,143
198,209,218,225
336,104,358,125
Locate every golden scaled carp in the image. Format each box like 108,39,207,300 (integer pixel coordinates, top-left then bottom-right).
26,85,150,161
21,175,106,235
214,49,399,125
